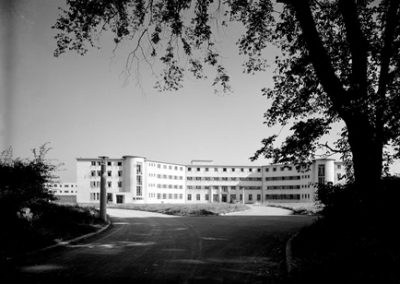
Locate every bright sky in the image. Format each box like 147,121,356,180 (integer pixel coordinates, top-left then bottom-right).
0,0,285,182
1,0,397,182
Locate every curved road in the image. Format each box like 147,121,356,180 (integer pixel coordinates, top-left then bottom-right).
3,207,314,283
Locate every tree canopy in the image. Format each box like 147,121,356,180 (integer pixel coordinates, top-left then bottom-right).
53,0,400,192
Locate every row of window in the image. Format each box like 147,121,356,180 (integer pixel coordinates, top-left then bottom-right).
148,184,184,189
49,190,78,194
148,173,184,180
91,170,122,177
91,161,122,166
187,185,262,190
187,166,299,173
265,176,301,181
188,167,261,173
265,194,302,200
90,181,122,188
187,176,263,181
47,184,77,188
267,185,301,190
186,193,310,201
148,193,184,199
148,162,184,171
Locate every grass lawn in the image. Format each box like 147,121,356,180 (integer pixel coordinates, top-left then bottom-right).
106,203,249,216
264,202,321,215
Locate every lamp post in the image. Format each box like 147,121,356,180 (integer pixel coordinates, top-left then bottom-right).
99,156,109,222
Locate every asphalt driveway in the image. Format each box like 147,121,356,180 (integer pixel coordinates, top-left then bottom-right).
2,208,314,284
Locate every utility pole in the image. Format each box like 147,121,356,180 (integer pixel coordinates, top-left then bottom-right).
99,156,108,222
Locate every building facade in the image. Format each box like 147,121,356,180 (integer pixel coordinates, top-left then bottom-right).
46,182,78,203
76,156,345,204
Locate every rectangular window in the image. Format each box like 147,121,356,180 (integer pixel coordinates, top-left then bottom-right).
118,181,122,187
188,194,192,201
163,193,167,199
257,194,261,201
196,194,201,201
205,194,209,201
107,162,112,166
188,167,192,171
91,171,96,177
107,181,112,188
223,168,227,172
107,171,112,177
118,162,122,166
91,161,96,166
205,168,209,172
231,186,236,190
318,164,325,176
249,194,253,201
118,171,122,177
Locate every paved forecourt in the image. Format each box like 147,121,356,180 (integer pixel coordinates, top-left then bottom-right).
3,207,313,283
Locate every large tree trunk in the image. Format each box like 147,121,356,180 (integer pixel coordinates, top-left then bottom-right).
346,117,383,199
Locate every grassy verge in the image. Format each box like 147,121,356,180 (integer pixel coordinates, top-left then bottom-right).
1,203,105,260
106,203,249,216
265,202,321,215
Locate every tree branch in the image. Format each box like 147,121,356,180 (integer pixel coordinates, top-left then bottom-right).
278,0,348,119
376,0,400,122
318,142,350,154
338,0,368,98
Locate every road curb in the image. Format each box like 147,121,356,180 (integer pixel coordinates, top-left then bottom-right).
285,232,299,275
7,215,112,261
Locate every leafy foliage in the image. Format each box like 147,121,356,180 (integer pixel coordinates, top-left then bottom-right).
0,145,56,223
53,1,400,186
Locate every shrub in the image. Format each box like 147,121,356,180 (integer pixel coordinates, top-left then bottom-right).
0,145,56,226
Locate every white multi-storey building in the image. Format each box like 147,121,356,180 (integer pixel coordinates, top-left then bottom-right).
76,156,345,204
